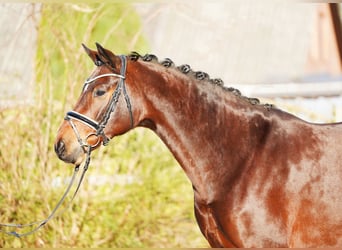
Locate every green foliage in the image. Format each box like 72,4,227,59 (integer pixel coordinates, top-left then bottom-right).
0,3,207,247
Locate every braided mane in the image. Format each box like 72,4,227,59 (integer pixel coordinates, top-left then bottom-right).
128,52,274,110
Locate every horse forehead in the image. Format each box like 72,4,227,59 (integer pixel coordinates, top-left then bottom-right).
88,66,108,78
83,67,110,92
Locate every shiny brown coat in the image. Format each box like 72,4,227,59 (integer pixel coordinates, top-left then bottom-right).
55,44,342,247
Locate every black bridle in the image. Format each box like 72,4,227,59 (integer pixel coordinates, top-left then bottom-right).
65,55,133,148
0,55,133,238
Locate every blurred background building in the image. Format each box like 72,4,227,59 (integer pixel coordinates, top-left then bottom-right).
0,3,40,108
1,1,341,122
134,1,342,122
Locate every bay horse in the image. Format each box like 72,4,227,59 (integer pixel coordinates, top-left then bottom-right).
54,43,342,247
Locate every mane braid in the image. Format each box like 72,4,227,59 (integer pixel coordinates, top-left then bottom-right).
127,52,274,109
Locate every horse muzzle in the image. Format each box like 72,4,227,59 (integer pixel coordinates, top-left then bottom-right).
54,137,86,165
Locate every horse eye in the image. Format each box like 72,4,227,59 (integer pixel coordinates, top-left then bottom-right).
94,89,106,97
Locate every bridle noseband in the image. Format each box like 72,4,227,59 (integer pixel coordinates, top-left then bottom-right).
65,55,133,149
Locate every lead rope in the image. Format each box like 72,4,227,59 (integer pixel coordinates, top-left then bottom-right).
0,146,92,238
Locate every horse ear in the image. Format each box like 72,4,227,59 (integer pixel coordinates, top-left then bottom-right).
82,43,103,66
95,42,120,69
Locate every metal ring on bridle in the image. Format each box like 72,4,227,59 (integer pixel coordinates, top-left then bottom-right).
84,133,102,149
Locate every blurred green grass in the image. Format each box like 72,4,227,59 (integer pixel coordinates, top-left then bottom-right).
0,3,208,247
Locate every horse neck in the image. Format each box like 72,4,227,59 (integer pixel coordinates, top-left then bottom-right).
131,61,269,201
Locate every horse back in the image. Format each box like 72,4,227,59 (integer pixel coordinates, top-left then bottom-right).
284,121,342,246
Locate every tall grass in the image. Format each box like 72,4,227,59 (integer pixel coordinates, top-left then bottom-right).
0,3,208,247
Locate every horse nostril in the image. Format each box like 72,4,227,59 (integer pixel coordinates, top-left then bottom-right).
55,139,66,157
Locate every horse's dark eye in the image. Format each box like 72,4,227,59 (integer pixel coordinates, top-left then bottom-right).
94,89,106,97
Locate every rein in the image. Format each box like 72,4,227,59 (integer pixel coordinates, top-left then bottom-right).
0,55,132,238
0,147,91,238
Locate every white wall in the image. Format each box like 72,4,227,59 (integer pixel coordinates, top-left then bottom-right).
135,1,315,84
0,3,41,108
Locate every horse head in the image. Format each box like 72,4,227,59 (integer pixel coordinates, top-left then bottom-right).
54,43,135,165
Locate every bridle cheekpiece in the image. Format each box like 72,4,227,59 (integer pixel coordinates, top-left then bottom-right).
64,55,133,149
